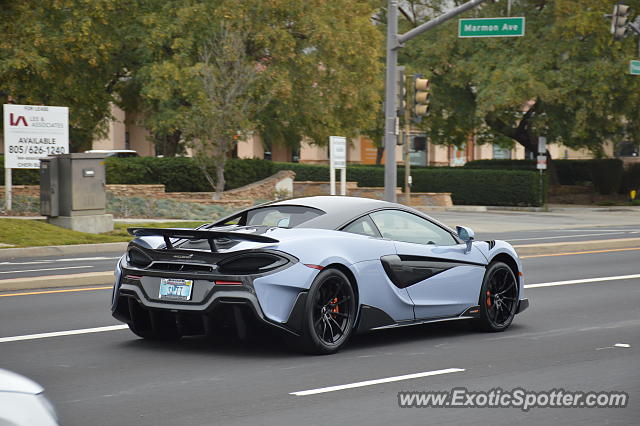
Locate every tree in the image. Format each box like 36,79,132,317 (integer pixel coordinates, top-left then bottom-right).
0,0,142,151
185,26,265,198
386,0,640,178
133,0,383,190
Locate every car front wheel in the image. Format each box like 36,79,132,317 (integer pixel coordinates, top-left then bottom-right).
476,261,519,332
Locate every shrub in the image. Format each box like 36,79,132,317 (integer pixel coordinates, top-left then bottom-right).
621,163,640,194
409,168,545,206
105,157,276,192
553,160,593,185
464,159,536,171
589,159,624,195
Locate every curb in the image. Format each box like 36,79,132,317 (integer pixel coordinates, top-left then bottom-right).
514,237,640,256
0,272,114,292
0,242,129,260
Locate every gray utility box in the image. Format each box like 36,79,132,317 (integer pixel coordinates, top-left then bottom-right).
40,153,113,233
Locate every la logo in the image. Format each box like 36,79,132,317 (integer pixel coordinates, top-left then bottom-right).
9,113,28,127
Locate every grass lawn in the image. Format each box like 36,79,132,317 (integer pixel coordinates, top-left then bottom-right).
0,219,207,248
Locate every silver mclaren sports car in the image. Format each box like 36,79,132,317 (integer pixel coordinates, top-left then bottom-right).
111,196,528,354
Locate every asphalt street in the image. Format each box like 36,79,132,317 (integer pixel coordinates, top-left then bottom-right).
0,224,638,281
0,247,638,425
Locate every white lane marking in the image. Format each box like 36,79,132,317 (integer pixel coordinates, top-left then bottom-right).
0,257,119,266
55,257,120,262
596,343,631,350
0,325,128,343
557,229,636,232
507,232,628,242
289,368,465,396
525,274,640,289
0,266,92,274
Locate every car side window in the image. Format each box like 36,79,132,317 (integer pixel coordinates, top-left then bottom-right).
342,215,381,238
369,210,457,246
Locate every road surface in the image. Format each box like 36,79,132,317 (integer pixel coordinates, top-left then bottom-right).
0,246,638,425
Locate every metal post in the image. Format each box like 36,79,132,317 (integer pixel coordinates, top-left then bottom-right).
383,0,489,202
4,167,11,211
397,0,489,45
383,0,399,202
539,169,544,207
330,164,336,195
404,98,412,204
340,168,346,196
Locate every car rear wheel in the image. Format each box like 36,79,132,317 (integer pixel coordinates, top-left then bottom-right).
475,261,519,332
291,268,357,354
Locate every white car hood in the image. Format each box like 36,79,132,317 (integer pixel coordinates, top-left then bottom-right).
0,369,44,394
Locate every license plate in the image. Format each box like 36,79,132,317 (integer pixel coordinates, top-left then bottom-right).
159,278,193,301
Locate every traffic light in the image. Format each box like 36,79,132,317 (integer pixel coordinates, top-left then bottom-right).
611,3,631,40
412,76,430,122
396,66,406,115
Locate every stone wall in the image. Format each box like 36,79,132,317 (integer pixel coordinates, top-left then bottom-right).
0,185,39,197
106,184,166,198
2,170,453,208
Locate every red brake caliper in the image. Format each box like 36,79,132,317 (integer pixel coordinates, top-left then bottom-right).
331,297,339,314
486,291,492,307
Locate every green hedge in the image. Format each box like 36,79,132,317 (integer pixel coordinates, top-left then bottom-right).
105,157,274,192
621,163,640,194
410,168,545,206
464,159,536,171
464,158,624,189
589,159,624,195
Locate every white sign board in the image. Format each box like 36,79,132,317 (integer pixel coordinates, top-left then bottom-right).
538,136,547,155
536,155,547,170
3,104,69,169
330,136,347,169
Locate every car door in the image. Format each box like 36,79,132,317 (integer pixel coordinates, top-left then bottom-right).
369,209,487,320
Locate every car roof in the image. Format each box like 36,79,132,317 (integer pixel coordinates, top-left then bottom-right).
212,196,459,238
269,196,436,230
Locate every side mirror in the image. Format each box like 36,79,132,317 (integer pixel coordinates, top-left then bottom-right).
456,226,475,254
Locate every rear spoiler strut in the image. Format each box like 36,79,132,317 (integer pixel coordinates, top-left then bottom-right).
127,228,279,252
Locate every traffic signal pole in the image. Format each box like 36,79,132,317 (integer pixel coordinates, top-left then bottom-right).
383,0,489,202
383,0,399,202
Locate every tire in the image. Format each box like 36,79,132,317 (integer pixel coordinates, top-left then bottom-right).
289,268,357,354
475,261,519,332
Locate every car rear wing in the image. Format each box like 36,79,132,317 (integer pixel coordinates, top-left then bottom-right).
127,227,279,252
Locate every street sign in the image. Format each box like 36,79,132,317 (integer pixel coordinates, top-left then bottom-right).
630,60,640,75
329,136,347,196
330,136,347,169
3,104,69,169
536,155,547,170
459,17,525,38
538,136,547,155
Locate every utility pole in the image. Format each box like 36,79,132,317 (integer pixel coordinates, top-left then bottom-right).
383,0,489,202
383,0,399,202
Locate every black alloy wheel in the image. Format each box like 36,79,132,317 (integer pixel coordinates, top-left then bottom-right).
295,268,356,354
476,261,519,332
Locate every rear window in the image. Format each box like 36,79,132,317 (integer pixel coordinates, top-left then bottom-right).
246,206,324,228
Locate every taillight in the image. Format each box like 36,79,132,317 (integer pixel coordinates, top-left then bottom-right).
127,248,152,268
218,254,288,274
